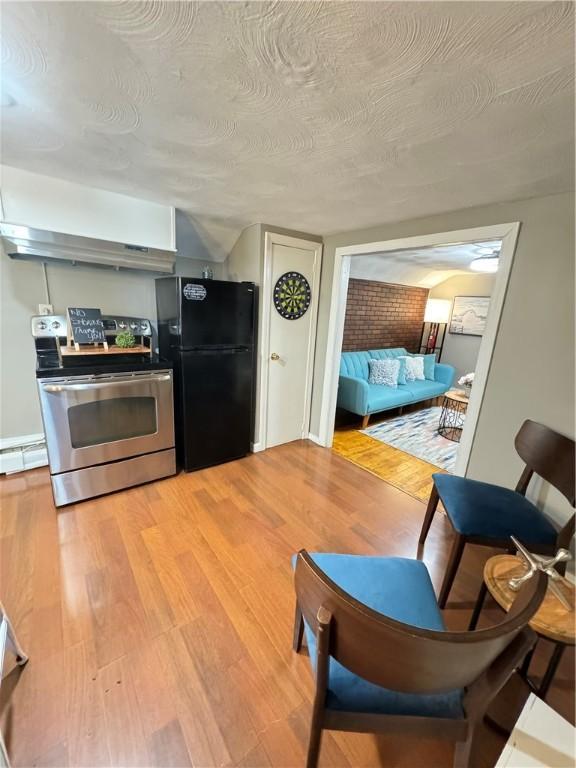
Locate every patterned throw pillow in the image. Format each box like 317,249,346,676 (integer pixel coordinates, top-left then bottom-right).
368,358,400,388
400,356,425,381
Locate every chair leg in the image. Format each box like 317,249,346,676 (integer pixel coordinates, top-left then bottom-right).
361,414,370,429
538,643,565,699
0,601,29,666
0,728,10,768
438,534,465,609
519,646,534,678
468,581,487,630
417,485,439,556
453,726,475,768
293,602,304,653
306,707,323,768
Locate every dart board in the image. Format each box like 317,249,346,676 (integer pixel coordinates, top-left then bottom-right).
273,271,312,320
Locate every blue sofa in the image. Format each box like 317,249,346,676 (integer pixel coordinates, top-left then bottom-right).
338,348,455,427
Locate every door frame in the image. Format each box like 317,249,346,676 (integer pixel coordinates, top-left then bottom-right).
318,221,521,477
257,232,323,452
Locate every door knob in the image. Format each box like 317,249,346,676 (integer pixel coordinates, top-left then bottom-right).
270,352,280,361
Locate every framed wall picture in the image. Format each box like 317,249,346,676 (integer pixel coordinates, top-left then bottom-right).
449,296,491,336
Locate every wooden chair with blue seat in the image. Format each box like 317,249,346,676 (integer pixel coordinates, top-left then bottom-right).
293,550,547,768
418,419,575,609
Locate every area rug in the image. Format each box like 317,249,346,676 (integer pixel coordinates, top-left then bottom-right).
363,407,458,472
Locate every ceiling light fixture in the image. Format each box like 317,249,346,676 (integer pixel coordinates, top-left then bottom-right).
470,250,499,273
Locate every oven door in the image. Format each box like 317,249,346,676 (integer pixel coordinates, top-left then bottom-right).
38,370,174,474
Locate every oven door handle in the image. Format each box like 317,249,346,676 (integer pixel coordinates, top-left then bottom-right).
42,374,172,392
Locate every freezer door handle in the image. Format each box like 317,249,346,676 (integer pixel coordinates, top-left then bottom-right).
185,347,250,355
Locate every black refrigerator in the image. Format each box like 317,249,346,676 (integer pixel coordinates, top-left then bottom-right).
156,277,256,471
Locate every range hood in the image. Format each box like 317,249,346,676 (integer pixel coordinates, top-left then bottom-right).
0,223,176,273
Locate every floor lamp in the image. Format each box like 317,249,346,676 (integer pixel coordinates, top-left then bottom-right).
419,299,451,361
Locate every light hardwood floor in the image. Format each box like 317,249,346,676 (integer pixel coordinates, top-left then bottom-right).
332,426,444,502
0,442,573,767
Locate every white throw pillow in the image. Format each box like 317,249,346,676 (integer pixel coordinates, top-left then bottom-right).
400,355,425,381
368,358,400,388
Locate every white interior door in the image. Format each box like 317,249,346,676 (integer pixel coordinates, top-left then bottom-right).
264,236,321,449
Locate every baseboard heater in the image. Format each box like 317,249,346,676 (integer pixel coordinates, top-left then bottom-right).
0,434,48,474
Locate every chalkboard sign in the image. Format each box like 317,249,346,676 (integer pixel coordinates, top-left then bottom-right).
67,307,107,348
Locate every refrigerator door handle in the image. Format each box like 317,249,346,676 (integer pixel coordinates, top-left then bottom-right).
182,347,250,354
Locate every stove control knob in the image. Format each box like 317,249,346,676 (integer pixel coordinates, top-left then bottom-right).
37,321,47,330
51,321,61,330
130,322,138,330
140,322,148,331
118,321,127,329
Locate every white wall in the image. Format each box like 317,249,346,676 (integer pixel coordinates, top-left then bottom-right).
174,209,232,265
226,224,263,284
174,257,227,280
0,245,45,438
313,192,574,529
1,165,175,249
429,273,495,382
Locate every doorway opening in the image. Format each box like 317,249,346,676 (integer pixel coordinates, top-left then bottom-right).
319,223,520,502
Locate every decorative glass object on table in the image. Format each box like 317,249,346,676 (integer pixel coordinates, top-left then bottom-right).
509,536,572,610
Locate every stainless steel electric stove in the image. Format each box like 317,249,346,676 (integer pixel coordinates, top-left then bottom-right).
32,314,176,507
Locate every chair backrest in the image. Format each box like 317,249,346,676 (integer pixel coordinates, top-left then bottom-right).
294,550,547,695
514,420,575,506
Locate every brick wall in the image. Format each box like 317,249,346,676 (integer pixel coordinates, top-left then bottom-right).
342,279,429,352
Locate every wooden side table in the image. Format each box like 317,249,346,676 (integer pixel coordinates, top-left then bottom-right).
437,389,469,442
469,555,575,699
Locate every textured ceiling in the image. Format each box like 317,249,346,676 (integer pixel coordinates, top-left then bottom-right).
350,240,502,287
1,1,574,261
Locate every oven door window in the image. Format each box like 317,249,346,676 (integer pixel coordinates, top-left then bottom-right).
68,397,157,449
